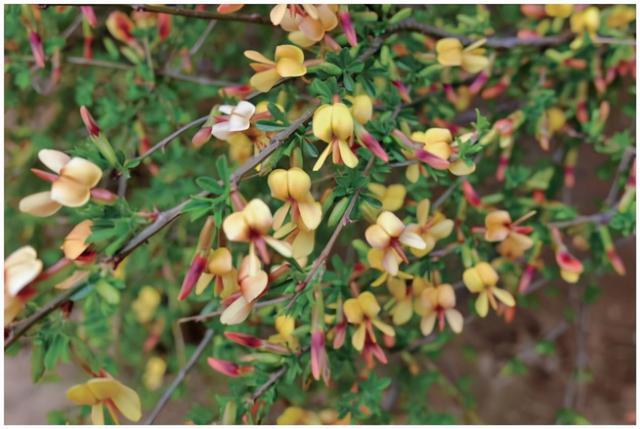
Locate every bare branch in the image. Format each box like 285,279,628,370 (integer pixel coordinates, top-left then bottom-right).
136,4,271,25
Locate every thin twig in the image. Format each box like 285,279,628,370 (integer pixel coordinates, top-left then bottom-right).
190,20,217,55
604,147,635,206
143,328,215,424
548,209,616,229
136,4,271,25
5,282,86,349
250,365,287,402
133,116,208,163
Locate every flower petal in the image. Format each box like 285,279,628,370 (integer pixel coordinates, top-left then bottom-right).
337,139,358,168
250,68,281,93
240,270,268,302
61,157,102,188
244,50,274,65
264,236,293,258
223,212,250,242
377,211,405,237
445,309,464,333
493,288,515,307
420,313,437,336
19,191,62,217
275,44,304,64
357,291,380,318
343,298,363,324
220,295,253,325
38,149,70,174
51,176,91,207
475,292,489,317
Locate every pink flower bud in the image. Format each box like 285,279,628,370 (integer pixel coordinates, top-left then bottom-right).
29,31,45,69
207,357,254,377
311,331,330,382
90,188,118,204
191,126,213,148
359,129,389,162
520,4,546,18
178,254,207,301
83,35,93,59
607,248,626,276
392,80,411,103
80,6,97,27
333,322,347,349
461,179,481,207
216,4,244,14
31,168,58,183
80,106,101,137
157,13,172,41
496,153,510,182
219,84,253,99
469,71,489,95
339,11,357,47
225,332,263,349
518,264,536,293
576,100,588,124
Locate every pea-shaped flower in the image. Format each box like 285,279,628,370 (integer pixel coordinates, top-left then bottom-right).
66,376,142,425
211,101,256,141
245,45,307,92
4,246,42,326
312,102,357,171
268,315,299,351
484,210,534,259
61,220,95,263
194,247,238,297
343,291,395,355
436,38,489,74
365,211,426,276
19,149,103,217
463,262,515,317
405,199,454,257
367,183,406,212
220,254,269,325
268,167,322,231
414,283,463,335
223,199,292,265
387,276,428,326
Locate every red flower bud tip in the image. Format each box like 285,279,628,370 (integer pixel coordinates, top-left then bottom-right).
311,331,330,382
333,322,347,350
605,67,617,84
599,101,610,123
576,100,588,124
80,6,97,27
469,71,489,95
392,80,412,103
90,188,118,204
495,118,514,136
360,130,389,162
83,35,93,59
207,357,254,377
444,83,457,104
339,11,357,47
363,340,388,367
517,29,541,40
532,189,546,204
496,154,509,182
225,332,264,349
594,75,606,95
607,248,626,276
29,31,45,69
555,249,583,274
157,13,172,41
323,34,342,51
503,306,516,324
31,168,58,183
518,264,536,293
216,4,244,14
461,180,481,207
80,106,101,137
564,166,575,188
219,84,253,99
192,126,213,148
178,254,207,301
563,58,587,70
481,78,509,100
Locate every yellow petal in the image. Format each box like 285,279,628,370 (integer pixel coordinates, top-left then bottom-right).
313,105,334,143
250,68,281,93
270,4,287,25
493,288,515,307
387,277,407,300
287,168,312,200
273,203,291,231
264,236,293,258
436,38,463,66
317,5,338,30
357,291,380,318
437,284,456,308
19,191,62,217
5,247,42,296
391,298,413,325
416,199,430,225
424,128,453,145
420,313,437,336
195,272,213,295
350,95,373,125
38,149,70,174
382,184,406,211
268,169,290,201
475,292,489,317
476,262,499,286
382,250,399,276
62,220,93,260
288,31,316,48
61,157,102,188
208,248,233,275
337,139,358,168
372,318,396,337
313,143,332,171
244,50,274,65
275,44,304,64
406,164,420,183
445,309,464,333
297,200,322,231
298,15,324,41
292,229,315,258
244,199,273,234
331,103,354,141
399,230,426,249
365,224,391,249
352,323,366,351
461,52,489,74
275,314,295,336
276,57,307,77
377,211,405,237
110,382,142,422
66,383,99,405
240,270,268,302
449,159,476,176
51,176,91,207
220,295,253,325
91,404,105,426
430,218,454,240
223,212,250,242
463,267,484,293
343,298,364,324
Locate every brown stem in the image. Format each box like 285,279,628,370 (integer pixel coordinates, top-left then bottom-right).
136,4,271,25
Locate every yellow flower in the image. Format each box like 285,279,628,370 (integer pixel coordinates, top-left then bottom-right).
19,149,103,217
131,286,161,324
367,183,406,212
277,406,322,425
268,315,299,350
343,291,395,352
367,248,413,287
61,220,93,261
387,276,429,325
195,247,237,297
66,376,142,425
463,262,515,317
143,356,166,391
220,254,269,325
4,246,42,326
365,211,426,276
245,45,307,92
436,38,489,74
606,6,635,29
223,199,293,264
411,128,476,176
484,210,534,259
414,283,463,335
405,199,454,257
268,168,322,231
349,94,373,125
312,102,357,171
545,4,574,18
570,6,600,35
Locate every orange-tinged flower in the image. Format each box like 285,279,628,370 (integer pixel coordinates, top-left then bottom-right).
343,291,395,356
414,283,463,335
219,254,269,325
484,210,534,259
4,246,42,326
463,262,515,317
268,168,322,231
62,220,95,262
436,38,489,74
312,102,357,170
555,248,584,283
272,4,339,47
277,406,322,425
217,4,244,14
405,199,454,257
106,11,139,47
245,45,307,92
19,149,103,217
409,128,476,176
66,376,142,425
365,211,425,276
223,199,292,265
195,247,237,297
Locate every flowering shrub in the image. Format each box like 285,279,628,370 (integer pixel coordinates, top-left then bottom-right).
4,4,636,425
